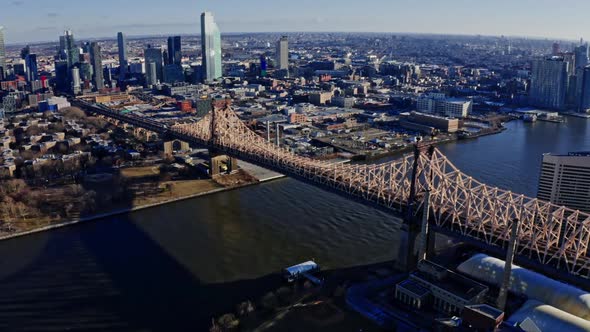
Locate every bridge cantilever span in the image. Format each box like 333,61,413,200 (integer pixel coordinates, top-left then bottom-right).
172,106,590,279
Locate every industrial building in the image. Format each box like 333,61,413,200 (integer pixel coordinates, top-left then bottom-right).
399,111,460,133
458,254,590,320
394,260,488,316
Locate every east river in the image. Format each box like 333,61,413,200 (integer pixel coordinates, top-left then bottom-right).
0,118,588,330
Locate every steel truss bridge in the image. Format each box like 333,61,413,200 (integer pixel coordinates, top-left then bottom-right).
76,99,590,281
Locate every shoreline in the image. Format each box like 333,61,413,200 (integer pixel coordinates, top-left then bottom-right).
0,173,286,242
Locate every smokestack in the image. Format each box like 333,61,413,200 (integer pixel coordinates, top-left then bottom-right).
497,218,520,311
266,121,270,142
275,122,280,146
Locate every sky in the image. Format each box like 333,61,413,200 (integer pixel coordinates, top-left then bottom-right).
1,0,589,44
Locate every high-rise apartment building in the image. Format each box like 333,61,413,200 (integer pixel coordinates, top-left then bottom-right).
200,12,222,82
167,36,182,65
117,32,128,80
71,67,81,94
89,42,104,90
144,45,164,83
276,36,289,70
0,26,6,77
529,57,570,110
416,93,471,118
25,54,38,82
537,152,590,213
146,62,157,87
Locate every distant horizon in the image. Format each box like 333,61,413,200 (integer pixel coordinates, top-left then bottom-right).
3,0,590,45
3,30,581,47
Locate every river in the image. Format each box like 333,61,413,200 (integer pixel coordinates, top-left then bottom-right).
0,117,588,331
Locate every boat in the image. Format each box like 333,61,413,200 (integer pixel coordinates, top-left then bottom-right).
283,260,320,282
523,114,537,122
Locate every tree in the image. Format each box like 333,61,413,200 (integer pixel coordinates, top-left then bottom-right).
60,107,86,120
217,313,239,330
25,125,43,136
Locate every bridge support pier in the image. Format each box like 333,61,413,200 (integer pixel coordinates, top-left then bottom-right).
396,222,422,272
163,139,190,156
210,153,238,176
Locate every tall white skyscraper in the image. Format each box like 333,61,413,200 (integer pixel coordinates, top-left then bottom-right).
276,36,289,70
0,26,6,77
200,11,222,82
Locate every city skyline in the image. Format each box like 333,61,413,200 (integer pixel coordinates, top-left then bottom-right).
3,0,590,44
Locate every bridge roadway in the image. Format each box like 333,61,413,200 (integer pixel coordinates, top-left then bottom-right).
73,99,590,288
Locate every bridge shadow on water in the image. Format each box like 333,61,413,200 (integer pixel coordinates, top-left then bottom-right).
0,210,291,331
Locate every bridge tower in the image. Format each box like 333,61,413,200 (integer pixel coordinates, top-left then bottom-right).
208,104,238,176
396,143,436,272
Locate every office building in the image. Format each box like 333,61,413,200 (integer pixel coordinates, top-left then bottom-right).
0,26,5,77
54,60,69,91
167,36,182,65
164,64,184,83
200,11,222,82
276,36,289,70
573,44,589,109
89,42,104,90
580,67,590,113
117,32,128,80
530,57,569,110
144,45,164,83
25,54,38,82
537,152,590,212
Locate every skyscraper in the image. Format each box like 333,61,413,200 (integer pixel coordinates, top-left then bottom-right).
25,54,38,82
146,62,157,87
0,26,6,77
574,44,589,110
276,36,289,70
117,32,128,80
71,67,81,94
537,152,590,213
144,45,164,83
529,57,569,110
167,36,182,65
90,42,104,90
63,30,79,69
200,12,222,82
579,67,590,113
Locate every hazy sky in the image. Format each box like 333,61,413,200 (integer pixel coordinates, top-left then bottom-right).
2,0,589,44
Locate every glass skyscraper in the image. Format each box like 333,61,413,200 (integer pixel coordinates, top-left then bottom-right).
63,31,79,69
117,32,128,80
200,12,222,82
25,54,38,82
144,46,164,83
167,36,182,65
90,42,104,90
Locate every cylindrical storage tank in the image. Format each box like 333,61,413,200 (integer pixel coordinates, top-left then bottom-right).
508,300,590,332
458,254,590,320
